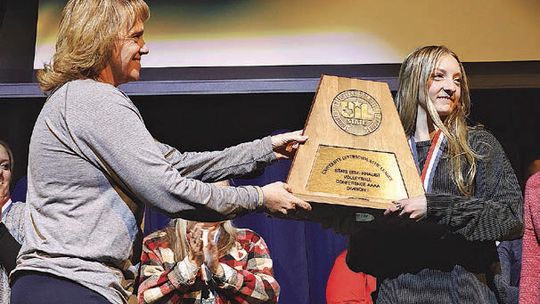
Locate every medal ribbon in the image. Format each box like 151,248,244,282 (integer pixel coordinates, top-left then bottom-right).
0,197,12,219
408,129,446,193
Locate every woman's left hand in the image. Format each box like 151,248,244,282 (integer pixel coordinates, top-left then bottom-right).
271,130,308,160
384,195,427,221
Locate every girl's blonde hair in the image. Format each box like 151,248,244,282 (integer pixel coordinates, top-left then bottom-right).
37,0,149,93
395,45,478,196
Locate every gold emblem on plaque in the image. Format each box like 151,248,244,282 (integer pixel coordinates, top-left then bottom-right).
306,145,408,202
331,89,382,136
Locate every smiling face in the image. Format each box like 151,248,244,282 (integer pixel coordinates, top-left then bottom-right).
427,54,462,118
0,145,12,199
108,20,149,86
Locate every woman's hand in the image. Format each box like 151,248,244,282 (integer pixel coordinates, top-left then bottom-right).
270,130,308,160
384,195,427,221
187,224,205,267
261,182,312,215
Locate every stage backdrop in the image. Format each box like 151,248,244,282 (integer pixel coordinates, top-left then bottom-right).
34,0,540,69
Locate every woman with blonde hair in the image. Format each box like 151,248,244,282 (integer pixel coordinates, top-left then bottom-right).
0,141,26,304
0,141,14,210
138,218,279,303
11,0,309,303
346,46,523,303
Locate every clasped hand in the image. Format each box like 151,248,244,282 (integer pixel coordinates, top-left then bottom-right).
186,224,223,277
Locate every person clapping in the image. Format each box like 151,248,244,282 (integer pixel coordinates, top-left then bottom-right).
138,219,279,304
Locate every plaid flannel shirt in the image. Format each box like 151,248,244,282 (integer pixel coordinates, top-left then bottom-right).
138,228,279,304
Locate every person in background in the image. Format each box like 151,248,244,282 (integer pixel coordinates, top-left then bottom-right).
0,141,14,220
326,249,376,304
0,141,26,304
494,157,540,304
496,239,521,304
347,46,523,303
525,159,540,179
139,219,279,304
139,180,279,304
519,159,540,303
11,1,310,303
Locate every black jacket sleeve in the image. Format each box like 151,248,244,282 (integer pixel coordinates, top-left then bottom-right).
426,130,523,241
0,222,21,273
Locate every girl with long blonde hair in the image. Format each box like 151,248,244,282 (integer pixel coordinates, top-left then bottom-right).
138,218,280,303
0,141,26,304
347,46,523,304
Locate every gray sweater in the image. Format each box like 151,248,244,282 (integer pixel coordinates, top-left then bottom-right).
14,79,275,304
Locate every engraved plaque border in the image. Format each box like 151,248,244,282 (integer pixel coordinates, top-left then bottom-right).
305,144,410,201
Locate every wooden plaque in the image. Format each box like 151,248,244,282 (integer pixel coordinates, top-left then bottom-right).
287,75,423,209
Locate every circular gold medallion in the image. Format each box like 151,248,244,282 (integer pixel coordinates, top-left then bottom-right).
331,89,382,136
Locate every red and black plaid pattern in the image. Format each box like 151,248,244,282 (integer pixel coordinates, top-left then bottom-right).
138,228,279,304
